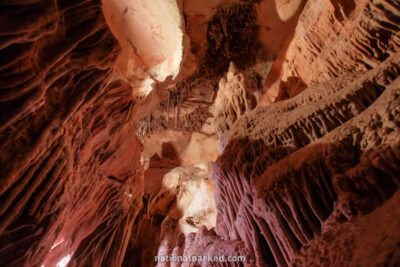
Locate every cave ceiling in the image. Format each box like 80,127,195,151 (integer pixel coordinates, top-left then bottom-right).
0,0,399,266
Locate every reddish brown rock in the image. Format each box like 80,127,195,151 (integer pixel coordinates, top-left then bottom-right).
0,0,399,267
0,1,142,266
262,0,400,103
213,49,400,267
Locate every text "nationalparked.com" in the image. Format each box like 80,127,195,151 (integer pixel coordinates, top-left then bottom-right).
155,254,246,263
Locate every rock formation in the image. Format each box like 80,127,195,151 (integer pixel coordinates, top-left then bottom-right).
0,1,144,266
0,0,399,266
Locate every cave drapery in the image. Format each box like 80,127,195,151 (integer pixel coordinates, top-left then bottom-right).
0,0,399,266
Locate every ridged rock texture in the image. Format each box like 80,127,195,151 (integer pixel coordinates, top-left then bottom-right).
0,1,142,266
0,0,400,267
212,0,400,265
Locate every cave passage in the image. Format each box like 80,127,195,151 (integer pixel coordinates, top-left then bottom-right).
0,0,399,267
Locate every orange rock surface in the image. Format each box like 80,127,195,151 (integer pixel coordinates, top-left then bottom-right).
0,0,399,266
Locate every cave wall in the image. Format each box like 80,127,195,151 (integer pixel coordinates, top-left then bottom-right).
0,1,142,266
212,0,400,265
262,0,400,102
0,0,399,266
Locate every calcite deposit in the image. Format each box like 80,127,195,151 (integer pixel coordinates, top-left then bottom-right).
0,0,399,266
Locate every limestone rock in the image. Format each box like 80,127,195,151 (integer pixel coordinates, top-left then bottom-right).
0,0,399,266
